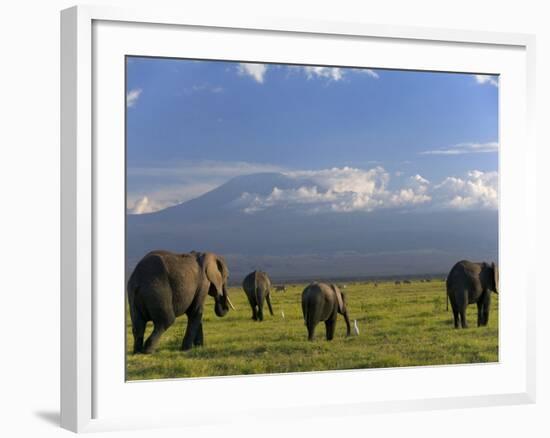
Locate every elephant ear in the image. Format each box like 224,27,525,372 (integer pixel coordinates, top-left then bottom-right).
331,284,344,313
202,253,225,296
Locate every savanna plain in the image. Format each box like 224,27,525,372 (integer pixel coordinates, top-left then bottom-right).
126,279,499,380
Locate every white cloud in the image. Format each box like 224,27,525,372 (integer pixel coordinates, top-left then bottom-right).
412,174,430,185
474,74,499,87
237,63,268,83
126,88,142,108
128,161,498,215
421,141,498,155
237,64,379,84
127,160,286,214
434,170,498,210
356,68,379,79
127,196,170,215
236,167,496,214
303,66,344,81
284,66,379,83
237,167,432,214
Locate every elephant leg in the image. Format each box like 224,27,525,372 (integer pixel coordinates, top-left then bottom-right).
255,288,265,321
131,317,147,354
266,293,274,316
307,321,316,341
193,322,204,347
246,294,258,320
325,316,337,341
477,301,483,327
182,313,203,351
482,292,491,326
452,310,460,328
460,308,468,329
257,304,264,322
143,317,174,354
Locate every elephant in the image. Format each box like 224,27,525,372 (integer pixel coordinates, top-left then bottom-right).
446,260,499,328
242,270,274,321
127,250,235,353
301,282,351,341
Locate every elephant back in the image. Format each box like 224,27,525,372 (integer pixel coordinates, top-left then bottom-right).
129,251,202,307
301,282,336,322
129,251,171,286
446,260,486,304
243,270,271,292
447,260,480,286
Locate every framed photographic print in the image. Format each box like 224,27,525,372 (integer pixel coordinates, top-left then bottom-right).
61,5,536,433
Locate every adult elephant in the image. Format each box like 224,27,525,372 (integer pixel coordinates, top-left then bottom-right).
242,270,274,321
301,282,351,341
446,260,499,329
127,250,235,353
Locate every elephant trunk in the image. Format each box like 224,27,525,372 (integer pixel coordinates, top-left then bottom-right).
214,298,229,317
214,285,230,317
343,310,351,337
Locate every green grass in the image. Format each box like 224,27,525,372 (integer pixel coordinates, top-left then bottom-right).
126,280,498,380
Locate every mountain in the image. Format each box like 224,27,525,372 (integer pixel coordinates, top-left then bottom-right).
127,172,498,282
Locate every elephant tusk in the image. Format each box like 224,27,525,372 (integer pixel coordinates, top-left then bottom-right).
226,295,236,310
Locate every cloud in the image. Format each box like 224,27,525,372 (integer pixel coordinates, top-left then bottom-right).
237,167,432,214
303,66,344,81
237,63,268,83
236,167,496,214
126,88,142,108
236,63,379,84
127,196,170,214
296,66,379,82
474,74,499,87
356,68,379,79
127,160,286,214
421,141,498,155
434,170,498,210
411,174,430,185
128,161,498,215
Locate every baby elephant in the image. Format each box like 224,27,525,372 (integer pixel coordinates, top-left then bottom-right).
301,282,351,341
242,270,274,321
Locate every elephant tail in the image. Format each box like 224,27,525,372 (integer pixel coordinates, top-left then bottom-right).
255,286,262,309
445,279,450,312
302,300,308,326
127,276,139,324
127,272,145,325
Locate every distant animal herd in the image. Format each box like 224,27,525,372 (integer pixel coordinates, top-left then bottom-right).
127,250,499,354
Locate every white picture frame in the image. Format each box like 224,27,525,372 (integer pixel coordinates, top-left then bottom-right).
60,5,536,433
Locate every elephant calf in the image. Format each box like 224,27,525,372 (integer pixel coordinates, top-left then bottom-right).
301,282,351,341
242,270,274,321
446,260,499,329
127,250,234,353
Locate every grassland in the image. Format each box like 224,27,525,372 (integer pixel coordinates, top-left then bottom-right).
126,279,498,380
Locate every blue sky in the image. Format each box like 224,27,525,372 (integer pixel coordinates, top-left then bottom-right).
126,57,498,214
